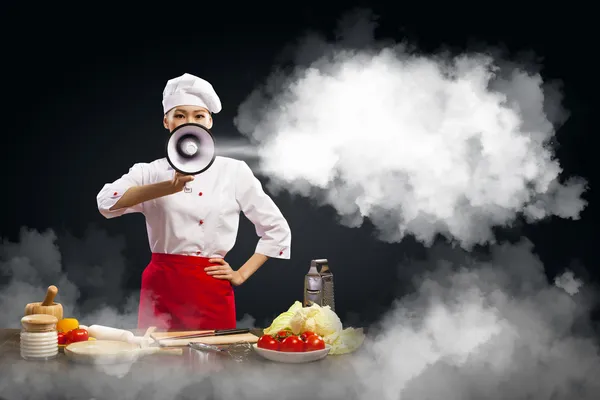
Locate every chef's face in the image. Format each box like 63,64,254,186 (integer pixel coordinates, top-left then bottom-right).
163,105,213,132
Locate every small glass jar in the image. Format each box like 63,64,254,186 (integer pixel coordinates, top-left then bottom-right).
20,314,59,361
226,341,253,363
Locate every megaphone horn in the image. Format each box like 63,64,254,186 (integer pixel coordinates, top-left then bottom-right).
166,123,216,191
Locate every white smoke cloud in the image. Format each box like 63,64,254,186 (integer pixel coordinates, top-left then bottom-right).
234,10,587,249
235,313,258,329
0,227,140,329
349,240,600,400
555,270,584,296
0,231,598,397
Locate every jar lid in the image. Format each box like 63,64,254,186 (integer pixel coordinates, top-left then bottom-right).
21,314,58,332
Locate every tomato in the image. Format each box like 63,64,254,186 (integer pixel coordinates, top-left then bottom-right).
279,335,305,352
57,332,67,345
257,335,279,351
276,330,291,341
300,331,316,342
304,334,326,351
66,328,89,344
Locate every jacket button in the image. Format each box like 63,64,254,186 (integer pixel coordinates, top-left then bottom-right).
199,220,204,225
196,251,201,255
113,192,118,196
198,192,203,196
279,251,283,255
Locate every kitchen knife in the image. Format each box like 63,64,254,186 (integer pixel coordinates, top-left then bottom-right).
156,328,250,342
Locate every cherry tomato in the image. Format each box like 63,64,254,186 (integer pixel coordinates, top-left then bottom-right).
305,334,326,351
300,331,316,342
57,332,67,345
66,328,89,343
257,335,279,351
279,335,305,352
276,330,291,341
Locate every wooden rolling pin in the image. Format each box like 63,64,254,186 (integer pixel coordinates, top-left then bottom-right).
24,285,64,320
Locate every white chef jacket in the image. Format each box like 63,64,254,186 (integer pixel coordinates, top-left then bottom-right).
96,156,291,260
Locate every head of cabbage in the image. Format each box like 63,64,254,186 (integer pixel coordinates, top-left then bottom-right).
289,303,343,342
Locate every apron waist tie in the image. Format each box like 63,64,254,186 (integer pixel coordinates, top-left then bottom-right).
150,252,214,265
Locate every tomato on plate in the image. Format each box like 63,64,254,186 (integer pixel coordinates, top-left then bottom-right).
257,335,279,351
279,335,305,352
276,330,291,341
66,328,89,344
300,331,316,342
57,332,67,345
304,334,326,351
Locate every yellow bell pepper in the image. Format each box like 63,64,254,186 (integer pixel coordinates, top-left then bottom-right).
56,318,79,333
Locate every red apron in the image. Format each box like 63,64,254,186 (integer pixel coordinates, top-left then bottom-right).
137,253,236,331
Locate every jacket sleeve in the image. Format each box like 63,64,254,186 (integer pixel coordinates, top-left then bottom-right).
96,163,149,219
235,160,292,259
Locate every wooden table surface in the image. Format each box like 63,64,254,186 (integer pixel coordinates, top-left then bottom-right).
0,328,358,400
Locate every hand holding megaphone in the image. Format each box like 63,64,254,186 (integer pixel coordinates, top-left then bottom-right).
168,171,195,194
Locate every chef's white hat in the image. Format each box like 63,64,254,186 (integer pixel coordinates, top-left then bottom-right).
162,73,222,114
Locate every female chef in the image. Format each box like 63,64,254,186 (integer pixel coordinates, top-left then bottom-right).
96,73,292,331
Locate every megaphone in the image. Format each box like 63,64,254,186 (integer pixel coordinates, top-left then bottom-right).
166,123,216,192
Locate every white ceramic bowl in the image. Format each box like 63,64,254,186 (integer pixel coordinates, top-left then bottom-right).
252,344,331,363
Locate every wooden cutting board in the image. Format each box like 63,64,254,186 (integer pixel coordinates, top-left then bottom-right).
151,331,259,347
